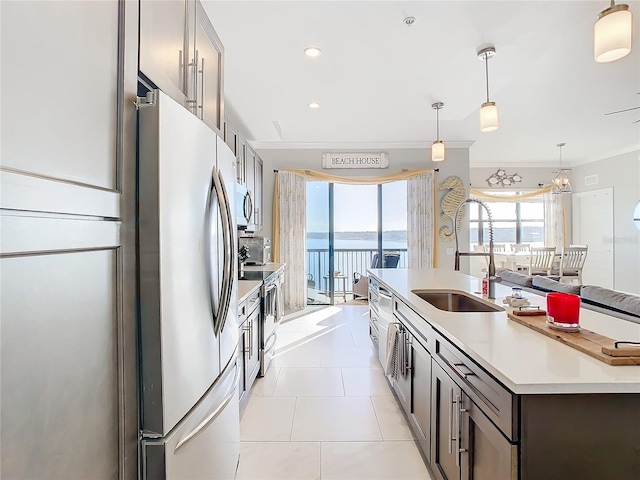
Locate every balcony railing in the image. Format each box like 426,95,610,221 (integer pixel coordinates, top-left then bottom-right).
306,248,408,295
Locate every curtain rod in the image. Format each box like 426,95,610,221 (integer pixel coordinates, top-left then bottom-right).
274,168,439,173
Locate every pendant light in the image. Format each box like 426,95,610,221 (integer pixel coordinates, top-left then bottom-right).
477,47,499,132
552,143,571,194
594,1,633,63
431,102,445,162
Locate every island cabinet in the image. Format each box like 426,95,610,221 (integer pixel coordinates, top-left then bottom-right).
140,0,224,134
431,335,518,480
393,299,434,461
392,296,518,480
237,287,261,411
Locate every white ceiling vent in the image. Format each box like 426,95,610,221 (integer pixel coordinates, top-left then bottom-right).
584,174,599,186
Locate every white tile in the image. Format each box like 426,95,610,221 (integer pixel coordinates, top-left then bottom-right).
321,441,431,479
240,396,295,441
372,396,415,440
272,344,322,368
342,367,393,396
275,330,317,352
236,442,321,480
272,367,344,397
351,328,376,347
302,324,356,348
291,397,382,441
249,367,280,397
320,345,379,368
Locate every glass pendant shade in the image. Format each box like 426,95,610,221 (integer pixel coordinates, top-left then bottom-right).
634,201,640,230
432,141,445,162
552,170,572,194
594,3,633,63
480,102,499,132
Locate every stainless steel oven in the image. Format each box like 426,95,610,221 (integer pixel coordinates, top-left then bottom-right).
260,269,283,376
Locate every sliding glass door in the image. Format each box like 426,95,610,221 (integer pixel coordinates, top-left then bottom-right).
306,180,407,305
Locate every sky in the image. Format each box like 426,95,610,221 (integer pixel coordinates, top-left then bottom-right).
306,180,408,233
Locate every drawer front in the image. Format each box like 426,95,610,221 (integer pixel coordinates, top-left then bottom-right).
394,297,434,353
435,334,517,441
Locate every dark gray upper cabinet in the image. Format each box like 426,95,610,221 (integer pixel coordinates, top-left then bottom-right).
140,0,224,135
139,1,190,108
193,1,224,133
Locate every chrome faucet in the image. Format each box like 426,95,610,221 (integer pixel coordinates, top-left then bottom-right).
453,198,499,299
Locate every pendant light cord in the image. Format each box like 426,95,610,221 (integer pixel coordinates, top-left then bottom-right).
436,106,440,141
485,55,490,102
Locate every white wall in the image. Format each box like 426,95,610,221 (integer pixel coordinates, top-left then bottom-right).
571,150,640,294
254,147,470,270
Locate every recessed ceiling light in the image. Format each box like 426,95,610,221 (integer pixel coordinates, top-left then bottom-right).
308,102,320,109
304,46,322,57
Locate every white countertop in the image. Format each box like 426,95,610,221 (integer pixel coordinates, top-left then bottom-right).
237,262,286,304
237,280,261,304
369,268,640,395
243,261,286,273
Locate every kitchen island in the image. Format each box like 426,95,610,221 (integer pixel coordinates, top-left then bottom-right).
368,268,640,480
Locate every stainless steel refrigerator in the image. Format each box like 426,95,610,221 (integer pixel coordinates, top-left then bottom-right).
138,90,239,479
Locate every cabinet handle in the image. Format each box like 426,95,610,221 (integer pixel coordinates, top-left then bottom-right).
448,388,456,455
243,325,250,354
459,398,469,459
454,394,461,467
198,56,205,120
450,362,475,380
188,50,199,113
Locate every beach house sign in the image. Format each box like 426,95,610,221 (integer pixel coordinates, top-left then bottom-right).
321,152,389,169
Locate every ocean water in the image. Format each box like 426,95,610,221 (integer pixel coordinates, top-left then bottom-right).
306,238,407,250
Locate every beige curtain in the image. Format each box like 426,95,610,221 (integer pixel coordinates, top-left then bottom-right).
272,168,437,308
273,171,307,310
407,170,436,268
544,192,567,249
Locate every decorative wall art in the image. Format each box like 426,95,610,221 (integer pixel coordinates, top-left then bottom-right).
486,169,522,187
439,176,465,241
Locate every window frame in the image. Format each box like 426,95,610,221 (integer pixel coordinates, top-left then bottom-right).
469,192,545,247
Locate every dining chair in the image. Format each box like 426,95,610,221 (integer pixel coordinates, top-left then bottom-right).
554,246,588,284
528,247,556,276
510,243,531,271
510,243,530,253
492,243,507,253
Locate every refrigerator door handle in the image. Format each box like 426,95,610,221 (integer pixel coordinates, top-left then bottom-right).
173,361,240,453
209,169,229,334
214,169,235,337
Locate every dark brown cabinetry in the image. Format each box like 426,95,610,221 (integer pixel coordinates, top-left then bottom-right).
391,300,433,462
140,0,224,134
382,284,640,480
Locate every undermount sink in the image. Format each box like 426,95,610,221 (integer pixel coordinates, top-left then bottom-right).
411,290,504,313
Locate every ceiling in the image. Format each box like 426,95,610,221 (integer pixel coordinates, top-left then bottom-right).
202,1,640,167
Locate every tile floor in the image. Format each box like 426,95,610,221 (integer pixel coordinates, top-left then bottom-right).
237,303,433,480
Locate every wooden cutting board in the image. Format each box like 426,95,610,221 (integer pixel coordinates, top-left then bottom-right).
507,311,640,366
